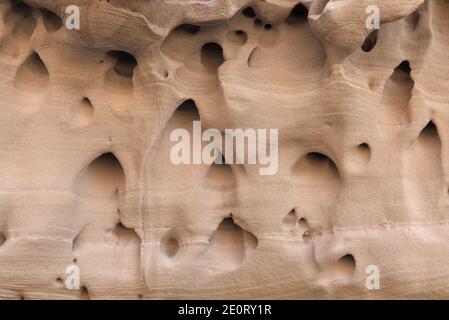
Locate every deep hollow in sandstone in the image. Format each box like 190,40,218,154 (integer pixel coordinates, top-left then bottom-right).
0,0,448,300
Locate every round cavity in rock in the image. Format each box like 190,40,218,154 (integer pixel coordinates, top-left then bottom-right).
302,231,312,242
40,8,63,32
334,254,356,280
72,97,94,126
253,18,263,29
107,50,138,78
56,277,63,286
282,209,298,231
293,152,341,185
350,143,371,169
227,30,247,45
173,24,201,35
286,4,308,24
161,236,180,258
242,7,256,18
201,42,224,70
361,30,378,52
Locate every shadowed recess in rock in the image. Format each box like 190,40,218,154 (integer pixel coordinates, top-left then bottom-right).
204,217,258,271
242,7,256,18
205,154,236,190
40,8,62,32
105,50,138,93
4,1,36,41
15,51,49,91
380,60,414,125
227,30,247,45
282,209,298,231
201,42,224,70
285,3,308,25
161,235,180,258
361,30,378,52
0,232,6,247
74,153,125,198
173,24,201,35
80,286,90,300
70,97,94,127
293,152,341,185
113,222,140,244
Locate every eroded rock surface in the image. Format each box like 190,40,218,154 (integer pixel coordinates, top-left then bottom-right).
0,0,447,299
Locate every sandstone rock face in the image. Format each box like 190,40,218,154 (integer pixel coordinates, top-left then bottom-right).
1,0,448,299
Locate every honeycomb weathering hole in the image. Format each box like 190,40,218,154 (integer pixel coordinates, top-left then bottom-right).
334,254,356,280
286,4,309,24
418,121,440,147
293,152,341,185
380,60,414,125
227,30,247,45
0,232,6,246
5,0,37,41
282,209,298,231
80,286,90,300
350,143,371,169
56,277,63,286
74,152,125,198
72,97,94,126
201,43,224,70
108,50,137,78
253,18,263,29
40,8,63,32
2,0,448,300
242,7,256,18
396,60,411,74
161,236,180,258
173,24,201,35
112,222,141,250
15,51,49,92
361,30,378,52
206,217,258,271
420,121,438,137
105,50,138,93
176,99,199,114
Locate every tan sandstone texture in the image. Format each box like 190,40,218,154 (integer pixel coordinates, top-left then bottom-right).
0,0,447,299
